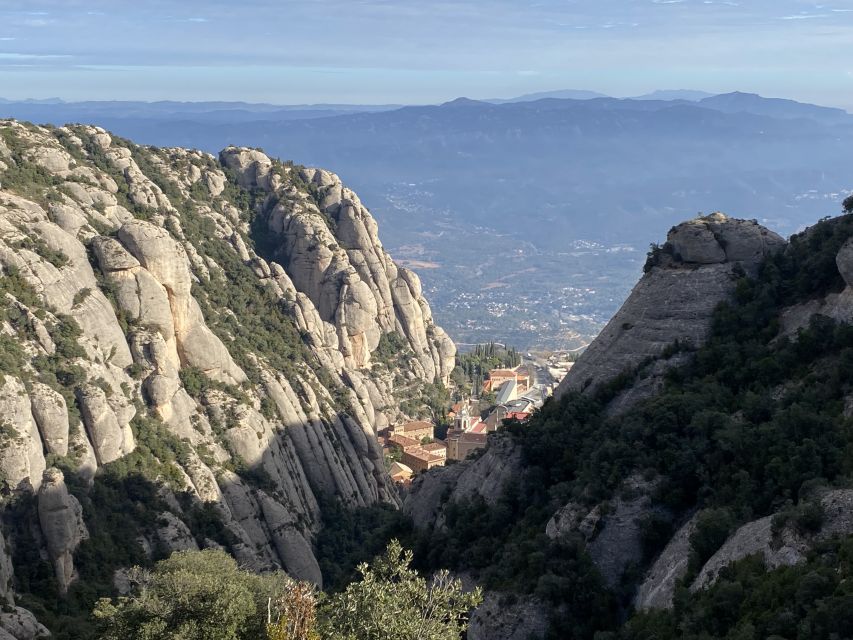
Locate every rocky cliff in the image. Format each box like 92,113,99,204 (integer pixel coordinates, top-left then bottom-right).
405,211,853,639
555,213,785,408
0,120,454,636
407,213,786,534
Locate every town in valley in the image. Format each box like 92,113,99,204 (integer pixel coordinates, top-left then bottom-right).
380,345,578,484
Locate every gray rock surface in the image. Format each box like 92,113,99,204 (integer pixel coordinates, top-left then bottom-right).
29,383,69,456
0,377,46,493
468,592,549,640
692,489,853,594
635,513,699,610
556,213,784,405
404,434,520,530
585,477,663,588
156,512,199,553
77,384,134,465
0,608,49,640
37,468,88,594
0,120,457,632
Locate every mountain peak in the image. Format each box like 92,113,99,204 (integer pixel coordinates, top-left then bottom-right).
441,97,487,107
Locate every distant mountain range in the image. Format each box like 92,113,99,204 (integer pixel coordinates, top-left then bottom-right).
3,91,850,347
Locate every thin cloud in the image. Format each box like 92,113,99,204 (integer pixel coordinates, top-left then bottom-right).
0,52,71,59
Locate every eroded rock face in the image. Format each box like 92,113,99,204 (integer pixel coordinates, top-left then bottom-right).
543,476,662,589
0,120,456,627
37,468,88,594
555,213,785,406
220,148,455,381
635,513,699,610
0,377,46,493
156,512,199,553
0,608,49,640
636,490,853,611
467,592,549,640
77,384,134,465
404,434,521,530
29,383,70,456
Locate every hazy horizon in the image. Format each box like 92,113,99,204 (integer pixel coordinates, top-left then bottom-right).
2,0,853,110
0,88,849,113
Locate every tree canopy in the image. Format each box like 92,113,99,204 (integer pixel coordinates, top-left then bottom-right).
93,542,482,640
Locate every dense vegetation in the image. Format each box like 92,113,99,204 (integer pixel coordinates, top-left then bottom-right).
94,542,481,640
622,537,853,640
314,500,411,592
412,213,853,638
452,342,522,394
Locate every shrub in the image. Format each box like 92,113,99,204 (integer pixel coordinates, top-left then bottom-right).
93,550,282,640
318,540,483,640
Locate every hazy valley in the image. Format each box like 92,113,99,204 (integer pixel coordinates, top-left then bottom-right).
6,92,852,349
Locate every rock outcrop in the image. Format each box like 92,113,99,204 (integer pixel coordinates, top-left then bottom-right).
37,468,88,594
781,234,853,334
219,148,455,382
467,593,549,640
0,120,455,622
555,213,784,406
637,490,853,611
404,434,521,530
634,513,698,610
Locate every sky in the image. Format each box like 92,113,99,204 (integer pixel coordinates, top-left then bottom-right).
1,0,852,108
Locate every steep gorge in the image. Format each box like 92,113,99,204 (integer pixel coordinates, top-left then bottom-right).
0,120,454,636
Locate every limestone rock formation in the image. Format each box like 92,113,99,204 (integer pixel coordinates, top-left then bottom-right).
467,593,549,640
0,120,455,626
0,608,49,640
634,513,699,610
0,377,45,493
37,468,88,594
555,213,784,405
586,478,664,588
691,489,853,593
28,383,69,456
404,434,521,530
542,476,662,589
636,490,853,611
156,512,199,553
220,148,455,382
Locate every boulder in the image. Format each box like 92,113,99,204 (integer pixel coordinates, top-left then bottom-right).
0,608,49,640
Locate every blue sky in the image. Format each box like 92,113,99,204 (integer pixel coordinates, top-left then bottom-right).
1,0,852,107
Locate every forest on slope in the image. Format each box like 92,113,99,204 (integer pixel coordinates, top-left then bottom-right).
397,210,853,639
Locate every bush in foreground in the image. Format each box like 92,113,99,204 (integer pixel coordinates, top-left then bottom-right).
94,541,482,640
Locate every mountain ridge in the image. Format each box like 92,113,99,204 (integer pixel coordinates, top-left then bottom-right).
0,119,453,638
404,208,853,639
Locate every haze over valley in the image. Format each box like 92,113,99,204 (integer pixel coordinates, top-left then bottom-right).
4,91,851,348
4,1,853,639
